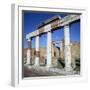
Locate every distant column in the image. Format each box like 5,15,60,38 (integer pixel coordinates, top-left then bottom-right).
51,41,55,57
26,38,31,65
35,35,40,66
64,24,72,72
60,40,64,59
60,40,63,52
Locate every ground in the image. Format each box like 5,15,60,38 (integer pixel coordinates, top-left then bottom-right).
24,65,80,77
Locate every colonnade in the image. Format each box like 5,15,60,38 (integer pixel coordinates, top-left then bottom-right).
26,24,72,72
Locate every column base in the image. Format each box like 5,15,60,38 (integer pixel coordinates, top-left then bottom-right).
46,64,52,68
65,66,73,72
26,57,32,65
34,57,39,66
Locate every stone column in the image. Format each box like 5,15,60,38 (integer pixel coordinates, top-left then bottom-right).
64,24,72,72
60,41,63,52
72,58,76,69
47,31,52,67
35,35,40,66
60,40,64,59
26,38,31,65
51,41,55,57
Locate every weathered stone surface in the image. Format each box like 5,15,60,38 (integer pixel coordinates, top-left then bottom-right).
24,41,80,68
24,65,79,77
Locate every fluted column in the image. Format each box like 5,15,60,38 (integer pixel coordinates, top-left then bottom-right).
35,35,40,66
64,24,72,72
26,38,31,65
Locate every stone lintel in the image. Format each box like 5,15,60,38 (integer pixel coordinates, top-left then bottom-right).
26,15,80,39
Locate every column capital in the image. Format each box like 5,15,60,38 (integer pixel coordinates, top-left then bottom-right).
27,38,31,42
65,24,69,26
64,24,69,29
36,35,39,37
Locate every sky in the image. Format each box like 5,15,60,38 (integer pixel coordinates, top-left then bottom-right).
23,11,80,48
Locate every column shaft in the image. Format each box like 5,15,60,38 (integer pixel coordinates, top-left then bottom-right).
35,35,39,66
52,42,55,57
26,39,31,65
47,31,52,67
60,41,63,52
64,24,72,72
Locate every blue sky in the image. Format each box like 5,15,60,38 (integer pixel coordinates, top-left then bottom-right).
23,11,80,48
